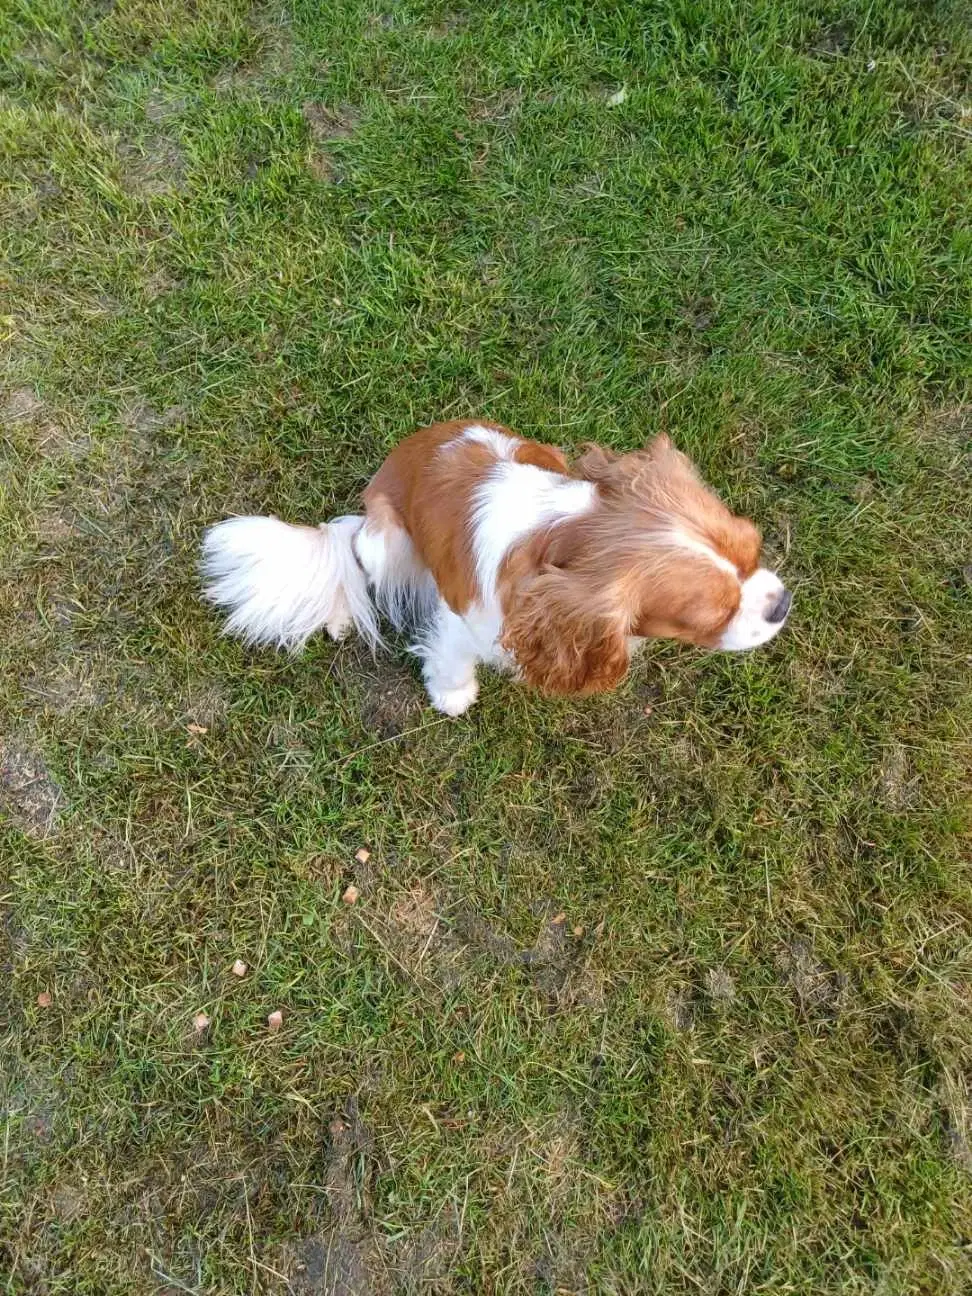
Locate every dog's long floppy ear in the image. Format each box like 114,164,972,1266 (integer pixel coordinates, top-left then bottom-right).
501,569,630,696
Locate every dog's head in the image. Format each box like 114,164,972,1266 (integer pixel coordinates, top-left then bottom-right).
500,435,791,694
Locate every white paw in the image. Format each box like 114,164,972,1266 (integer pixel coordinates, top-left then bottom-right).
324,593,351,640
428,678,479,717
325,613,351,640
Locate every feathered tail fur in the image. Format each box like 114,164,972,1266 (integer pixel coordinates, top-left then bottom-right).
200,514,381,651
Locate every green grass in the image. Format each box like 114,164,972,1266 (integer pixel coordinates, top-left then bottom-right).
2,0,971,1290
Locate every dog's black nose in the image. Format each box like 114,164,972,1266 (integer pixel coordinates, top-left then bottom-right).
766,588,792,624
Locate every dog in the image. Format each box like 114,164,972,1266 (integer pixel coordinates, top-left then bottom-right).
200,421,791,715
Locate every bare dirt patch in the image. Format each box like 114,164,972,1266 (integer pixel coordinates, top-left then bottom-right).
341,647,424,740
51,1183,86,1223
542,1128,578,1180
941,1070,972,1175
302,101,360,142
144,90,188,126
57,406,199,601
389,885,438,943
377,882,491,992
450,902,594,1005
469,88,522,123
878,743,918,811
681,294,717,333
117,136,186,197
120,400,187,435
374,888,601,1007
302,102,359,182
25,655,104,715
282,1236,338,1295
180,683,228,731
281,1090,464,1288
392,1205,462,1289
283,1233,387,1296
211,14,298,93
1,1057,61,1156
281,1098,390,1296
922,404,972,452
663,985,696,1033
705,966,736,1004
776,938,845,1017
0,740,64,837
429,13,469,39
809,22,854,57
307,150,337,182
522,903,575,998
531,1241,588,1294
450,907,520,964
2,387,44,423
1,387,90,461
142,267,180,302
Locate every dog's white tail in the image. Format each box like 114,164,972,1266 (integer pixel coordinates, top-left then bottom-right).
200,515,380,652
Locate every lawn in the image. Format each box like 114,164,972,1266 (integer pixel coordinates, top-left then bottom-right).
2,0,971,1291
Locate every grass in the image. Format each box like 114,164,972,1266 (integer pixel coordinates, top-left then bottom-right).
1,0,971,1290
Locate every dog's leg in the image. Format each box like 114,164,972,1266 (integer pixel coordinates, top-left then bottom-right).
355,499,436,631
418,600,480,716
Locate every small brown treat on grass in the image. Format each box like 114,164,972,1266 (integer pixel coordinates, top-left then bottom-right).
342,884,360,905
36,991,52,1008
193,1012,210,1034
354,847,371,864
267,1009,283,1032
231,959,248,978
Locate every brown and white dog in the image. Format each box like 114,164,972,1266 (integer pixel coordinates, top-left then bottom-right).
201,421,791,715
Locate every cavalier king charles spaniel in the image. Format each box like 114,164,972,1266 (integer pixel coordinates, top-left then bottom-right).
201,421,791,715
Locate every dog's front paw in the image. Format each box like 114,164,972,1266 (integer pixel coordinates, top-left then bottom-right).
428,678,479,717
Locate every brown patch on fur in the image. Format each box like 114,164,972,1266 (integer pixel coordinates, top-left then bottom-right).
627,564,740,646
363,421,566,616
514,441,569,473
364,421,488,613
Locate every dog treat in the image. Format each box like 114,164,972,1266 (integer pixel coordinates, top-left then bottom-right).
342,884,360,905
231,959,248,978
267,1010,283,1032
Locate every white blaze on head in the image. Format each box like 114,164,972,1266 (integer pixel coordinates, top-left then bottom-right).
718,568,791,651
